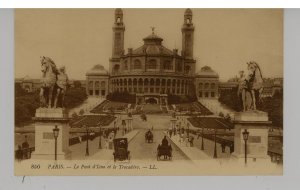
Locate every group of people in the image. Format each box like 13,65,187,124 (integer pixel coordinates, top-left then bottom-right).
168,127,194,147
15,135,31,161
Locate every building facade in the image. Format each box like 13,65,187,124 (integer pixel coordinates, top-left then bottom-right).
86,9,219,104
86,64,109,97
195,66,219,99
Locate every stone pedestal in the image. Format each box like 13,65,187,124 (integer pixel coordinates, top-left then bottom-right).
31,108,72,160
231,111,272,164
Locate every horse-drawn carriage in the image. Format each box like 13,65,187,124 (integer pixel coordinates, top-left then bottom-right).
113,138,130,162
157,144,172,160
145,130,153,143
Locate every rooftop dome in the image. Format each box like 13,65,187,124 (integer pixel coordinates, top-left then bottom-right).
196,66,219,77
86,64,108,76
143,33,163,45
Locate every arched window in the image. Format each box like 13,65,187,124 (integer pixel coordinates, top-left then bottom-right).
146,59,157,70
176,62,182,72
124,61,128,70
88,81,93,88
199,83,203,89
185,65,190,74
133,59,141,69
101,81,106,89
204,83,209,89
138,78,143,86
156,79,160,86
150,78,155,86
163,60,172,70
113,64,120,73
95,81,100,88
211,83,215,89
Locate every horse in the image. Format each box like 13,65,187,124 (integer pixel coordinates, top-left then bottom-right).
238,61,263,111
40,56,58,108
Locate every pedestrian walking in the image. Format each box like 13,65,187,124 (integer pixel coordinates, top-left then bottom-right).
189,136,194,147
15,145,23,161
22,135,30,159
197,129,202,139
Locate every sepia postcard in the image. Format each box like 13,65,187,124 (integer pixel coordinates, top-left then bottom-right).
14,8,283,176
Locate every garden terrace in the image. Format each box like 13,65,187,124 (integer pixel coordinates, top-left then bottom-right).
70,115,116,128
90,100,129,113
187,116,234,130
174,102,213,115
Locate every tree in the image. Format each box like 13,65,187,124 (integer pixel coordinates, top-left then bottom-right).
79,109,85,116
225,113,231,122
15,82,26,97
219,112,224,117
218,87,242,111
63,87,88,109
15,86,87,125
73,80,82,88
72,112,78,118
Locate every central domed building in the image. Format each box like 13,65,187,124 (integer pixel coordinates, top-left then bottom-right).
86,9,219,104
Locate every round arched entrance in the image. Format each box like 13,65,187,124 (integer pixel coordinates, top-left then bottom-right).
145,97,158,104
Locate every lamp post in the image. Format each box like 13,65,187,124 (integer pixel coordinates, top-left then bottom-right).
213,127,217,159
201,126,204,150
122,119,126,135
85,125,89,156
52,125,59,161
98,124,102,149
170,117,176,133
187,123,190,138
242,129,250,165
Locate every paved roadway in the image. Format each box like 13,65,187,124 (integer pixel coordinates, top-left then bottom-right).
129,115,188,161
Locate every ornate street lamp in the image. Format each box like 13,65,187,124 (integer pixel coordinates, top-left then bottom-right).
213,127,218,159
201,126,204,150
85,125,89,156
52,125,59,161
98,124,102,149
242,129,250,165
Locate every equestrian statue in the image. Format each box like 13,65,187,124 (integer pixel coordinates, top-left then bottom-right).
40,56,69,108
237,61,264,112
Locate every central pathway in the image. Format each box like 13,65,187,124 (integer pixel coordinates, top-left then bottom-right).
129,115,188,161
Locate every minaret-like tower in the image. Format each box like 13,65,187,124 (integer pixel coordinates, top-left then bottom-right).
110,8,125,74
181,8,194,59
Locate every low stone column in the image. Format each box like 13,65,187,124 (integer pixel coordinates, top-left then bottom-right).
231,111,271,164
31,108,71,160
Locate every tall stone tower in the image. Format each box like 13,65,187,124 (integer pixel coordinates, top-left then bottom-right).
110,8,125,74
181,8,194,60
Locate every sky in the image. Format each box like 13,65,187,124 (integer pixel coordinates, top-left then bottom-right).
15,9,283,81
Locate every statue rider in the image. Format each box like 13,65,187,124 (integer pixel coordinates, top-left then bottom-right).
54,66,69,108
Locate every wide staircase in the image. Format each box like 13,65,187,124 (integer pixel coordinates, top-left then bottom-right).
142,104,162,114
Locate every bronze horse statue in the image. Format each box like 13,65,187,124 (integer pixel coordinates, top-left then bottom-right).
39,56,68,108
